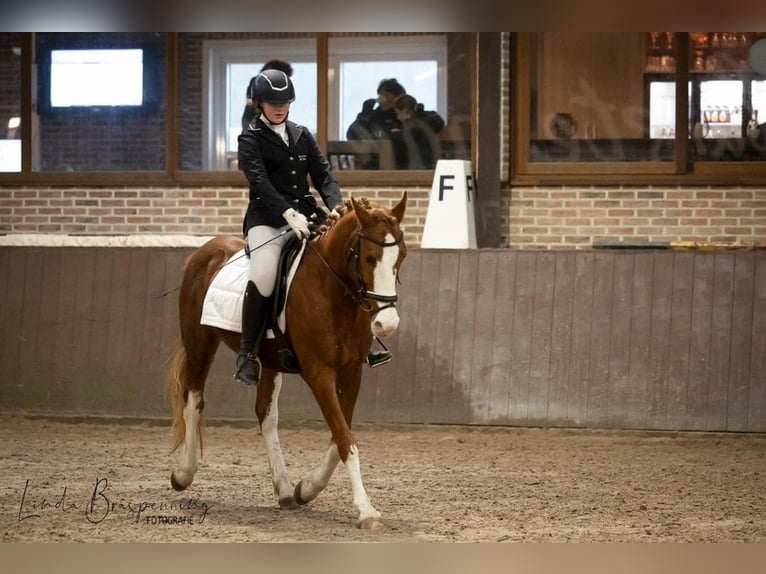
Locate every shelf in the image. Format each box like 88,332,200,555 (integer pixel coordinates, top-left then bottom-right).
645,32,763,74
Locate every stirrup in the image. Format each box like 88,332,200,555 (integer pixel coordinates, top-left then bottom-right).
235,353,261,386
366,350,392,368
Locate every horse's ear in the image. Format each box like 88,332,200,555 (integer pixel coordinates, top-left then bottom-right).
351,196,373,227
391,191,407,223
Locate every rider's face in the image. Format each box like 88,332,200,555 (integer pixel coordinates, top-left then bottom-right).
262,101,290,124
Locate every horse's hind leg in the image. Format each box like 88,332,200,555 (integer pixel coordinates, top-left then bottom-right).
256,369,299,509
171,386,203,491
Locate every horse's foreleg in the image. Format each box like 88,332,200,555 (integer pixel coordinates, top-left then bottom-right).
255,371,297,509
171,389,203,491
297,366,380,529
336,365,381,530
343,443,381,530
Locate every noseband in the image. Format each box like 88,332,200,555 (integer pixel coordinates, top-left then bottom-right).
349,230,404,315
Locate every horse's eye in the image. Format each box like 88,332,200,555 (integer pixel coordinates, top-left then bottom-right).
365,255,377,265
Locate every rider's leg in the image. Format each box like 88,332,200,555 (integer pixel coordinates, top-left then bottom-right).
235,279,270,385
235,225,289,386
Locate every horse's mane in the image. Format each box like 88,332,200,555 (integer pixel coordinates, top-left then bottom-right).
312,197,397,241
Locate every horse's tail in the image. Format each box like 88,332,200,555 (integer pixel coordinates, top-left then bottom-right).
164,338,204,455
165,338,188,452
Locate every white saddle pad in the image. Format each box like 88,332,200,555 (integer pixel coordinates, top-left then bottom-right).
200,244,305,337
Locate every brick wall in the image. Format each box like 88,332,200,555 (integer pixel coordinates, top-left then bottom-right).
0,186,429,244
3,184,766,249
503,186,766,249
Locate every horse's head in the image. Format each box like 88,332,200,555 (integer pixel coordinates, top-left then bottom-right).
348,192,408,339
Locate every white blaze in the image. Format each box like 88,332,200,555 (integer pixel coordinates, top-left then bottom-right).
370,233,400,338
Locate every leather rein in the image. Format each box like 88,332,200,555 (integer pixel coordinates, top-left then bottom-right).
306,228,404,316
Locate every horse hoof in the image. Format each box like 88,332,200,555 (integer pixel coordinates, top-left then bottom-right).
170,472,190,492
278,496,299,510
357,516,383,531
293,480,311,506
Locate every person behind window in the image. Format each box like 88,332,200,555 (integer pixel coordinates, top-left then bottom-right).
241,60,294,133
346,78,407,141
392,94,445,169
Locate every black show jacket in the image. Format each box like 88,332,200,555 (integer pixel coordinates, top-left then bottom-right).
238,117,342,235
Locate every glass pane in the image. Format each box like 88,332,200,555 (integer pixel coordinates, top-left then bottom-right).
751,79,766,129
690,32,766,162
699,80,743,138
328,33,471,171
50,49,143,106
648,81,676,138
34,33,166,172
0,33,22,173
180,33,316,171
338,60,439,140
227,61,316,151
528,32,675,162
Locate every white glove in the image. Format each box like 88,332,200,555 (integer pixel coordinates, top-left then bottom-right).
327,207,341,221
282,208,310,239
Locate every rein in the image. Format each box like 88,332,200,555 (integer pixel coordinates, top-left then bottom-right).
306,228,403,316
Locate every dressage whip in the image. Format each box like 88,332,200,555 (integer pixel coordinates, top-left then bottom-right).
153,228,292,300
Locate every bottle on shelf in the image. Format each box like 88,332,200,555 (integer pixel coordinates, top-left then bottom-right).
747,109,759,134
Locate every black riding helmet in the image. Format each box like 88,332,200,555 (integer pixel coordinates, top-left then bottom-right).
251,69,295,104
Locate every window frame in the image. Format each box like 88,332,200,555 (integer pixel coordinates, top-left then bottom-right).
511,32,766,186
326,34,448,141
8,32,474,188
202,37,317,171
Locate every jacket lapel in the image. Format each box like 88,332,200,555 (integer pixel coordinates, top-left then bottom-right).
286,122,303,150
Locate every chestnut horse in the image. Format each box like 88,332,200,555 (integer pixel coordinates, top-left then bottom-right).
165,193,407,529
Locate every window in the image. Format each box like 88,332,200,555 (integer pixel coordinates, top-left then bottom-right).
0,33,22,172
518,33,676,171
33,32,165,172
50,49,143,107
513,33,766,182
197,33,468,172
4,33,475,183
328,36,446,141
197,36,316,171
327,33,470,171
688,32,766,162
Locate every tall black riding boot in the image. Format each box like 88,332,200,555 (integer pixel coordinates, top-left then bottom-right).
235,280,269,386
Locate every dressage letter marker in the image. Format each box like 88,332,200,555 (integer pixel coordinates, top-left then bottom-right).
421,160,477,249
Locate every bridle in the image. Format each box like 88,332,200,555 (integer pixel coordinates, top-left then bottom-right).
307,227,404,316
350,229,404,314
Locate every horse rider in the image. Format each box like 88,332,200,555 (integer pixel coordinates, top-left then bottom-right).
236,68,392,386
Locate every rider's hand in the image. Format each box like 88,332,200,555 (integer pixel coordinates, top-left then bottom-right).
327,207,341,221
282,208,310,239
